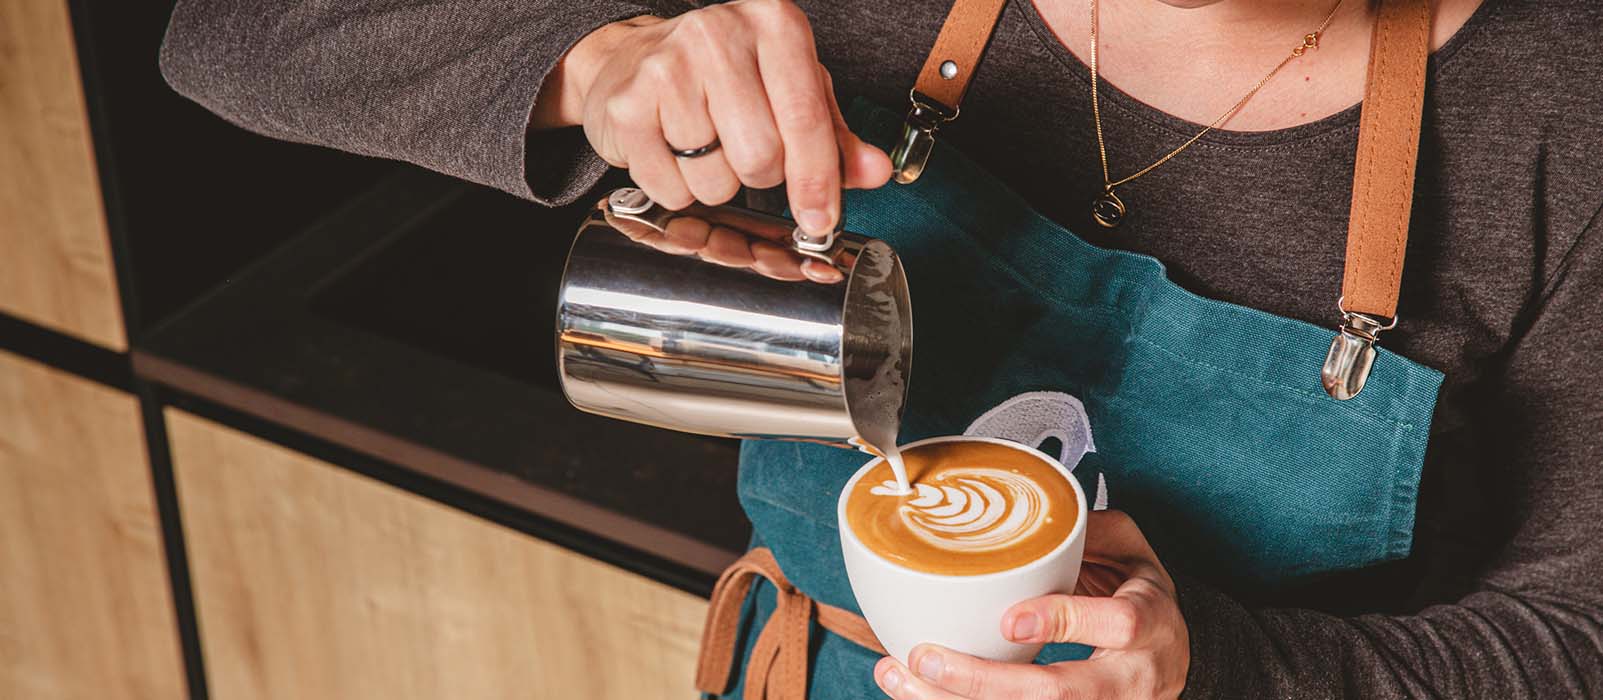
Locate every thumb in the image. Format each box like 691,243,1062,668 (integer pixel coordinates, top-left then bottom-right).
819,65,891,189
842,137,893,190
1002,593,1147,650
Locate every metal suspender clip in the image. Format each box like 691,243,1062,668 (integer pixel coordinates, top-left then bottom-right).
890,90,958,185
1321,297,1398,401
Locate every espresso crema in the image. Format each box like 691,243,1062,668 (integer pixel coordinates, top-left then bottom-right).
845,440,1077,576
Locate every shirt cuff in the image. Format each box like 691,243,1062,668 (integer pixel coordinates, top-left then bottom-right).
1173,572,1250,700
515,4,659,205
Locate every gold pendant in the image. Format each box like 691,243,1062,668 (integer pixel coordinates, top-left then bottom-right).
1092,188,1126,228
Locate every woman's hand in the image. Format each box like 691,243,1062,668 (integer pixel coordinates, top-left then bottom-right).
538,0,892,237
874,511,1190,700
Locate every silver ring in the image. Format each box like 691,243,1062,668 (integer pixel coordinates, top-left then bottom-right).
670,138,721,159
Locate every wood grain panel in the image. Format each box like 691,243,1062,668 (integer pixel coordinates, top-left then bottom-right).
166,409,710,699
0,0,126,349
0,350,185,699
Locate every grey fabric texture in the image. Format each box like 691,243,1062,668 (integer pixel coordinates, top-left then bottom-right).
160,0,1603,697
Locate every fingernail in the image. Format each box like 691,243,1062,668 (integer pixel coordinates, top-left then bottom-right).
803,261,844,283
881,666,903,691
915,652,943,682
1011,612,1040,641
797,209,832,235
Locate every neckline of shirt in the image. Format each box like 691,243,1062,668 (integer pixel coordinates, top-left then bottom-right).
1008,0,1500,149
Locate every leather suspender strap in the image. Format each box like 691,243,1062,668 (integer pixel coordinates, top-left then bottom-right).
1321,0,1431,400
1341,0,1430,319
890,0,1008,183
912,0,1010,109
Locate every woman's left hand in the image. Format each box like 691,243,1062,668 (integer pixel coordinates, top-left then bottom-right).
873,511,1190,700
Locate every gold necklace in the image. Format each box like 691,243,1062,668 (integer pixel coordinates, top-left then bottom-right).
1089,0,1346,228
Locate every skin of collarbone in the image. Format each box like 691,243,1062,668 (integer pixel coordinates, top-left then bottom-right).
1036,0,1480,132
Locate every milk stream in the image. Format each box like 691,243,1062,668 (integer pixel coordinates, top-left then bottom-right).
883,445,911,494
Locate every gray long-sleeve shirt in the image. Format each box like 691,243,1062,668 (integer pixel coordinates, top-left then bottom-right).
159,1,1603,697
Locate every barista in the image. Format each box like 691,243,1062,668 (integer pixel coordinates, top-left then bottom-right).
160,0,1603,697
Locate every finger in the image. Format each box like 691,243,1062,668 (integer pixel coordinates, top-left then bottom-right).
602,87,695,210
659,79,741,205
614,110,695,210
753,7,841,236
677,139,742,206
1073,560,1127,598
696,16,785,188
1003,592,1156,649
874,657,966,700
820,66,892,190
842,130,894,190
1084,510,1173,591
909,644,1063,700
1084,510,1150,556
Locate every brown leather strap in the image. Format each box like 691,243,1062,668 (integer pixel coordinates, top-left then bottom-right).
912,0,1009,109
695,548,886,700
1341,0,1431,319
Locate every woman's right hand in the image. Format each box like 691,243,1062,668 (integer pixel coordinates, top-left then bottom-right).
539,0,893,239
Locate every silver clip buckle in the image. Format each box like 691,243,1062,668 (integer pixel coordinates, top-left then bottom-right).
890,90,958,185
1321,298,1398,401
792,225,837,254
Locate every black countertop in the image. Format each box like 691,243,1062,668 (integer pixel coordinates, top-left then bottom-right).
133,168,749,593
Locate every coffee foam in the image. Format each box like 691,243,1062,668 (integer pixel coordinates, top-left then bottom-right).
846,440,1077,576
868,467,1047,552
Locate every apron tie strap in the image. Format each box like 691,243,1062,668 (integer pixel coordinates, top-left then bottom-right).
695,548,886,700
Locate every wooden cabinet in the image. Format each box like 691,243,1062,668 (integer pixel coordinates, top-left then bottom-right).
0,0,126,349
0,350,185,699
165,410,709,699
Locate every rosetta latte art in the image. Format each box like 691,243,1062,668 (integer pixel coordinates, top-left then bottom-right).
870,467,1050,553
846,440,1077,575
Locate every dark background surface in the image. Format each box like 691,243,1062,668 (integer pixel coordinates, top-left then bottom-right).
309,184,584,392
66,0,750,583
71,0,398,336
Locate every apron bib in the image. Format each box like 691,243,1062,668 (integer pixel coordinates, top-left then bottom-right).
709,101,1442,699
702,2,1440,697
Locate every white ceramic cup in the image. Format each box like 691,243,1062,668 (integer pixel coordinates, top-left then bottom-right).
837,435,1088,664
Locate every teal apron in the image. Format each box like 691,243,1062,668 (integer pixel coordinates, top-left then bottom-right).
704,100,1443,699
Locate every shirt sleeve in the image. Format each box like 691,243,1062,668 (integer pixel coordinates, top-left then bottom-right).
1177,216,1603,699
158,0,690,205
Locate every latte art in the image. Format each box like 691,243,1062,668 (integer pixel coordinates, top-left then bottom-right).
846,440,1078,576
869,467,1050,553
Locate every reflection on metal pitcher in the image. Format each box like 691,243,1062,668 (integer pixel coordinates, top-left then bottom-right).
556,188,913,458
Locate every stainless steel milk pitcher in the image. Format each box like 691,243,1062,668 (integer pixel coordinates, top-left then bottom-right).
556,187,913,457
